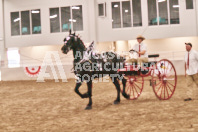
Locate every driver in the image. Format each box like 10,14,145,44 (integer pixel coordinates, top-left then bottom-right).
126,35,148,67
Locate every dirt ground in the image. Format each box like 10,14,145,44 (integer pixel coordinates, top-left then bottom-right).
0,76,198,132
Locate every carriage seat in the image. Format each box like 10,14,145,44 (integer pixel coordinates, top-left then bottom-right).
142,54,159,67
143,54,159,67
148,54,159,58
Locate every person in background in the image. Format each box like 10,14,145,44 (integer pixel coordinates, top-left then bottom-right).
184,42,198,101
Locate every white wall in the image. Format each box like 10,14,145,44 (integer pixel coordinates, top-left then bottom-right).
4,0,92,48
1,44,75,81
96,0,198,42
2,0,198,81
4,0,198,48
195,0,198,35
1,65,75,81
2,36,197,81
97,36,198,59
129,36,198,52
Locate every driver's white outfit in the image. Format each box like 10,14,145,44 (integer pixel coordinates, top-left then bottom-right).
126,42,148,66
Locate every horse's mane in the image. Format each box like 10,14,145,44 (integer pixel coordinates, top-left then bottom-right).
72,35,86,50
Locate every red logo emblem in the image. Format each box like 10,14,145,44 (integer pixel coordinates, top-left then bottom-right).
24,66,41,77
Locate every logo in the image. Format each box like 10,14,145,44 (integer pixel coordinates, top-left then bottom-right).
24,66,41,77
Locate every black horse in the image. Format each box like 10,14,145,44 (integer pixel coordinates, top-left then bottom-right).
61,31,129,110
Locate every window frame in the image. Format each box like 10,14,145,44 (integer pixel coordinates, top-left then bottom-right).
147,0,180,26
111,1,122,28
21,10,31,35
31,9,42,35
186,0,194,9
72,5,84,31
111,0,143,29
10,11,21,36
49,7,61,33
98,2,106,17
61,6,72,32
10,9,42,36
49,5,84,33
132,0,143,27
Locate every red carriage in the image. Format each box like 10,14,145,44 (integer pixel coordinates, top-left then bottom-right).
118,54,177,100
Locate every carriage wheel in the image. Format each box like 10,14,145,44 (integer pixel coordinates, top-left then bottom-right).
151,59,177,100
121,75,144,100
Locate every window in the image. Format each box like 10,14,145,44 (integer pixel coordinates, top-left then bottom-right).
132,0,142,26
50,8,60,33
11,12,20,36
122,1,131,27
72,5,83,31
148,0,157,25
11,9,41,36
169,0,180,24
31,9,41,34
147,0,180,26
158,0,168,25
112,2,121,28
98,3,106,17
111,1,143,28
186,0,193,9
21,11,30,35
50,5,83,33
61,7,71,32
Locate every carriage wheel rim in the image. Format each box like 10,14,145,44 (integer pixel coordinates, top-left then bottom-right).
121,75,144,100
152,59,177,100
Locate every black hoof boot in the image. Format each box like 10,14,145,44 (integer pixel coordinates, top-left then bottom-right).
122,92,130,99
114,100,120,105
85,105,92,110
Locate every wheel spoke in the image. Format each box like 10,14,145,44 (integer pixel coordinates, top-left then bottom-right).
126,84,130,93
154,81,162,87
133,84,139,96
129,85,132,96
156,83,163,93
160,85,164,98
167,81,175,87
134,83,142,91
165,85,170,97
166,82,173,93
131,85,135,98
164,83,166,99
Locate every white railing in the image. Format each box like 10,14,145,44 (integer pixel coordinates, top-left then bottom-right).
148,50,186,61
1,50,186,68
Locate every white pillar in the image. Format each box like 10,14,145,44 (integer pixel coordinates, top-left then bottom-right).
88,0,97,49
195,0,198,36
0,0,5,62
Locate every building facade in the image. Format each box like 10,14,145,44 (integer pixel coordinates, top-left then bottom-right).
0,0,198,80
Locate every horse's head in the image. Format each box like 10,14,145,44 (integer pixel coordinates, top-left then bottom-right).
61,30,86,54
61,30,77,54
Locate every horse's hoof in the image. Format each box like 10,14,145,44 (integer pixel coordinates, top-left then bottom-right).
114,100,120,105
122,93,130,99
85,105,92,110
